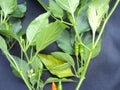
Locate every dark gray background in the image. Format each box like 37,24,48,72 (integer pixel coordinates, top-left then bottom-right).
0,0,120,90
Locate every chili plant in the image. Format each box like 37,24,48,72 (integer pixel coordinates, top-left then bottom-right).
0,0,120,90
38,0,120,90
0,0,74,90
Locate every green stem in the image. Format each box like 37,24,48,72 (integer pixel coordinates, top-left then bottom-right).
72,13,82,71
23,51,39,72
3,13,7,22
8,40,16,51
7,54,31,90
24,50,29,62
75,51,93,90
0,10,2,23
75,1,120,90
21,47,24,61
6,54,17,70
28,51,39,65
72,13,81,43
61,20,73,26
19,41,30,62
1,11,3,23
37,0,49,11
8,54,20,70
30,46,33,60
80,42,90,51
52,14,73,26
20,71,32,90
36,70,42,90
6,53,32,90
92,31,95,47
94,0,120,48
76,75,85,90
73,66,78,77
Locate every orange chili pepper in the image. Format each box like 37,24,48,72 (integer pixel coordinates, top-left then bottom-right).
52,82,57,90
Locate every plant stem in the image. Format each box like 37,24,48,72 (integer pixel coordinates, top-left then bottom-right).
30,46,33,60
20,71,32,90
8,40,16,51
71,13,82,71
19,41,29,62
8,54,20,70
6,54,32,90
0,10,2,23
80,42,90,51
6,54,17,70
28,51,39,65
94,0,120,48
72,11,92,88
24,50,30,61
61,20,73,26
75,51,93,90
92,31,95,47
3,13,7,22
72,13,81,43
75,1,120,90
36,70,42,90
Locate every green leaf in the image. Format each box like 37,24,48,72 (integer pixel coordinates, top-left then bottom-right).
26,12,50,45
37,0,49,11
76,5,90,34
57,30,74,55
81,32,92,61
50,63,73,77
51,52,75,67
82,31,92,45
11,2,26,18
0,0,17,16
0,30,19,41
49,0,64,18
87,0,110,31
56,0,80,14
31,56,43,72
45,77,74,85
9,18,22,34
39,54,74,78
82,39,101,61
0,35,8,54
92,40,101,58
36,21,66,52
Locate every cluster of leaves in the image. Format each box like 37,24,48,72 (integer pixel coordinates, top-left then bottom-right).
37,0,119,90
0,0,73,90
0,0,119,90
0,0,26,49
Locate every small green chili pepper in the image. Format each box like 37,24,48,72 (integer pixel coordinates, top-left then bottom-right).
80,44,84,66
80,44,84,57
75,41,79,57
58,81,62,90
